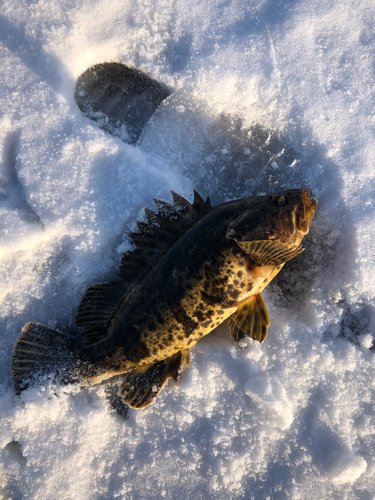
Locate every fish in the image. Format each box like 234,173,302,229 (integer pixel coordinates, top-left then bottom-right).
12,188,317,409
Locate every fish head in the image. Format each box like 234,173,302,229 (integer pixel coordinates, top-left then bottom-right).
226,188,317,248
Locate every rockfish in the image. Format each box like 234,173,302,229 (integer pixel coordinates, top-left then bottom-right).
12,189,317,408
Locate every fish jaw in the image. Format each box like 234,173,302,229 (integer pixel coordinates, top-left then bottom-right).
273,188,317,247
225,188,317,249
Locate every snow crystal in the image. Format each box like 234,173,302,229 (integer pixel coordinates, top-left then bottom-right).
1,0,375,498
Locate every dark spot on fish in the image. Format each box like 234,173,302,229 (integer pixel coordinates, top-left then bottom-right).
168,334,174,341
201,320,212,327
263,278,268,283
178,335,184,341
207,309,215,316
234,279,239,286
217,309,224,315
237,271,243,278
258,286,262,290
276,265,282,270
240,281,245,288
228,284,233,290
229,290,241,299
248,283,254,291
201,291,223,306
188,339,193,345
227,300,236,307
195,310,206,322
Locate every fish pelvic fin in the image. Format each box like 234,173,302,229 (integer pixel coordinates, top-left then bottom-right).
119,349,191,409
12,322,77,394
229,293,270,345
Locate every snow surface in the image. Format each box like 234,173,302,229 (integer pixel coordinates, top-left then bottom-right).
1,0,375,498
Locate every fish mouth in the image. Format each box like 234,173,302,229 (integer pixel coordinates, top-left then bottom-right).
294,189,317,236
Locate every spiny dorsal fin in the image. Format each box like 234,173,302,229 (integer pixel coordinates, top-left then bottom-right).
120,190,210,281
76,191,210,345
170,191,197,216
193,189,211,213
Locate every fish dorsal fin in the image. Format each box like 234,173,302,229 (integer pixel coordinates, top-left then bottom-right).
119,190,210,282
76,282,128,345
235,240,304,267
76,191,210,345
193,189,211,213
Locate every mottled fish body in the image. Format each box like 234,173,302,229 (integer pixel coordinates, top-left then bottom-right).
12,189,316,408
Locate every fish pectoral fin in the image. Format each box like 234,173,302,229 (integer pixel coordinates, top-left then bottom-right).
119,349,190,409
229,294,270,345
235,240,304,267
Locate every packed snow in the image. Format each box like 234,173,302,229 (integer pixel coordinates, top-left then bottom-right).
1,0,375,498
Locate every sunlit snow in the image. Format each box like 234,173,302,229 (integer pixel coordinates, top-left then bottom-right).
1,0,375,499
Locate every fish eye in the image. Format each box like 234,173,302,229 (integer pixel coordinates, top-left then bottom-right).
272,195,288,206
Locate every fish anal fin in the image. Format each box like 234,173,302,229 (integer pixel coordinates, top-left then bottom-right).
235,240,304,267
229,294,270,345
119,349,190,409
170,349,191,385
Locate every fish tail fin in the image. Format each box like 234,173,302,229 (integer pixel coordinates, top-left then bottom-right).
12,322,77,394
120,349,190,409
